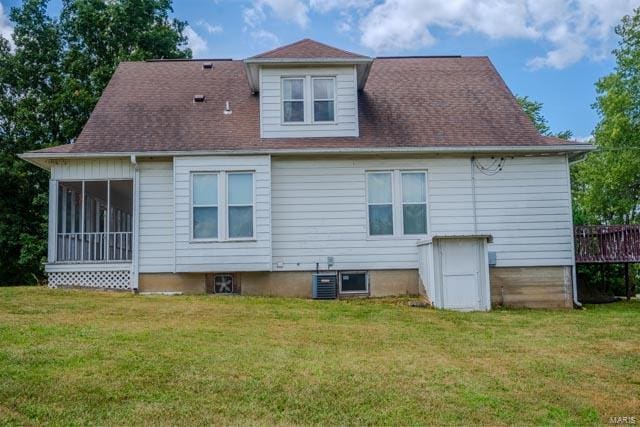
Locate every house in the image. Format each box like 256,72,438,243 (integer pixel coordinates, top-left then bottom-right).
20,39,593,309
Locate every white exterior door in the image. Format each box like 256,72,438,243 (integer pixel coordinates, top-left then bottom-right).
441,239,482,310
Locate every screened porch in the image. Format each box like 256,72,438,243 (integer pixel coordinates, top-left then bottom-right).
56,180,133,263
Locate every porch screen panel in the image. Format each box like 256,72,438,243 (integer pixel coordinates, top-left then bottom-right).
57,182,83,261
109,180,133,261
55,180,132,263
83,181,108,262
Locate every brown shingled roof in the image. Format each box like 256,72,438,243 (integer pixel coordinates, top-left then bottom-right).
250,38,368,59
27,55,577,156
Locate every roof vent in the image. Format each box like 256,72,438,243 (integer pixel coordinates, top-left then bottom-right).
202,62,213,70
223,101,232,115
193,94,205,103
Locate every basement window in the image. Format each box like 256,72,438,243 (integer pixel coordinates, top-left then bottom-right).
339,271,368,294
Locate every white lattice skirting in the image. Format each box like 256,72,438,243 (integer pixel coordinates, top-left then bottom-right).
48,270,131,290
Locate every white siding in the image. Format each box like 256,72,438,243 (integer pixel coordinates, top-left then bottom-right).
260,66,358,138
475,155,573,267
271,155,573,271
51,158,134,180
173,155,271,272
138,161,174,273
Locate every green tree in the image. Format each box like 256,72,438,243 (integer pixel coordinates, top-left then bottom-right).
516,95,573,139
0,0,190,284
572,7,640,224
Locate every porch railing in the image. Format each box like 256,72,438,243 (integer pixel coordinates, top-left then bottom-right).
56,232,133,263
574,225,640,263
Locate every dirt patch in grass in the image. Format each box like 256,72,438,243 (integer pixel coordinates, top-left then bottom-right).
0,287,638,425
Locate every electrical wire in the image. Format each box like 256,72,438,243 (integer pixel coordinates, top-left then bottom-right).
472,156,506,176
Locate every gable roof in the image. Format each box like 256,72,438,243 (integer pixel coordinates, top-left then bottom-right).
250,38,368,59
24,54,589,158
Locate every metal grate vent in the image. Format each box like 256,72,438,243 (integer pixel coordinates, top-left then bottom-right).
312,273,337,299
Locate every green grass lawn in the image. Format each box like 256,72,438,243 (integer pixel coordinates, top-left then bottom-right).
0,287,638,426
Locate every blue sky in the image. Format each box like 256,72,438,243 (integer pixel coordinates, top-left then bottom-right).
1,0,637,140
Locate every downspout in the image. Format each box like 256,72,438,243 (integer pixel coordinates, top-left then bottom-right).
470,157,478,234
568,153,587,308
130,154,140,293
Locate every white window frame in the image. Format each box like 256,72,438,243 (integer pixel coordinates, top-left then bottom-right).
311,76,336,124
400,171,428,236
190,172,220,241
281,77,305,124
281,75,337,126
339,271,369,294
190,171,256,242
226,171,256,241
366,171,395,237
365,169,429,239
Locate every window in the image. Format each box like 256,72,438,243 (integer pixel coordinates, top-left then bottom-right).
367,172,393,235
282,78,304,123
190,171,254,241
402,172,427,234
192,173,218,239
340,271,368,294
366,170,428,237
227,173,254,239
312,77,335,122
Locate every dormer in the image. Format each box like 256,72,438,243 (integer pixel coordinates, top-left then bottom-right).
244,39,373,138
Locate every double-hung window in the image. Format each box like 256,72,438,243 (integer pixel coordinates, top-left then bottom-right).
282,78,304,123
366,170,428,237
191,171,254,240
401,172,427,235
367,172,394,236
192,173,219,239
312,77,335,122
227,173,254,239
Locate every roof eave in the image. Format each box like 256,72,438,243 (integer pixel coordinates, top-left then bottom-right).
20,143,597,169
243,57,374,92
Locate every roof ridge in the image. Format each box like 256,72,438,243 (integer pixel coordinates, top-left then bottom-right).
145,58,234,62
249,38,367,59
376,55,462,59
250,38,311,58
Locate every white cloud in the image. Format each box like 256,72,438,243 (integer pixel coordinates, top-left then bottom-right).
356,0,637,69
197,20,223,35
184,26,208,56
252,29,280,47
309,0,373,13
0,2,14,50
575,135,594,143
245,0,309,28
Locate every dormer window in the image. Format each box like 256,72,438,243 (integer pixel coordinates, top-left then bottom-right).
282,78,304,123
312,77,335,122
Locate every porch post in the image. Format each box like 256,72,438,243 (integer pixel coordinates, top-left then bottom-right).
625,263,630,301
48,180,57,263
131,156,140,291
